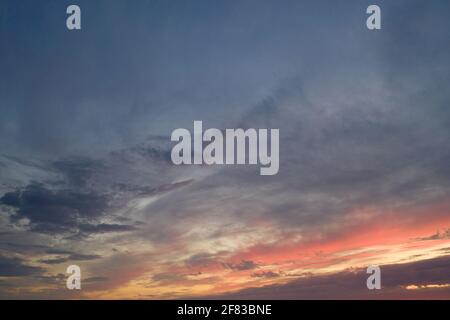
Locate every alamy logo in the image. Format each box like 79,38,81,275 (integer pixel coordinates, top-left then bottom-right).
66,5,81,30
366,265,381,290
366,5,381,30
66,265,81,290
171,121,279,175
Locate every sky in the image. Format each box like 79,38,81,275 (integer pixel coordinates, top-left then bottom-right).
0,0,450,299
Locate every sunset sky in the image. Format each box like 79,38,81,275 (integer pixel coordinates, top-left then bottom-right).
0,0,449,299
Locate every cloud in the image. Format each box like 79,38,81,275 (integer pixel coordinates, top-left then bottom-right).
68,253,102,261
0,182,137,237
77,223,136,234
415,229,450,241
0,183,108,232
211,255,450,299
52,158,104,188
251,271,280,279
152,273,186,284
1,0,450,299
222,260,258,271
38,252,101,265
0,255,43,277
32,273,66,284
184,252,229,269
45,248,74,255
184,253,216,268
0,242,49,253
38,258,68,265
84,276,108,284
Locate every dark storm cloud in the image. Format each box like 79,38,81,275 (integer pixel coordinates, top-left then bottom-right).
0,255,43,277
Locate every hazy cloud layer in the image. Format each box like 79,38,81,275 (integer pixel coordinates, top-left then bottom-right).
0,0,449,298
